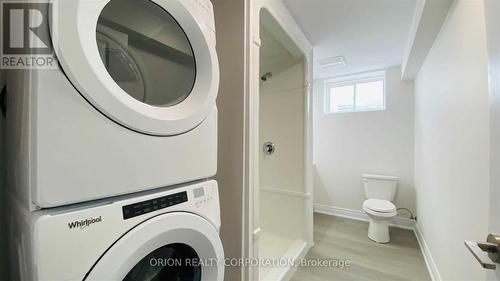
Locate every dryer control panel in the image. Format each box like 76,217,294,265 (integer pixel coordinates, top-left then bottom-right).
122,191,188,220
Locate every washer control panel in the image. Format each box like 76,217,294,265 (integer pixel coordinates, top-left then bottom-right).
122,191,188,220
193,185,215,208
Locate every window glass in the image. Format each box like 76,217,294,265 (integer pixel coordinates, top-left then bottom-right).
326,73,385,113
96,0,196,107
330,85,354,112
355,80,384,111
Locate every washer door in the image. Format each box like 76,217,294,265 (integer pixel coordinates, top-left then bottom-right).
53,0,219,136
85,212,224,281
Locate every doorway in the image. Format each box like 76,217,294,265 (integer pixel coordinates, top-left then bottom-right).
255,9,313,281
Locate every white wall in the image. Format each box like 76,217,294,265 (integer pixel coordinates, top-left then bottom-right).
313,66,415,215
414,1,489,280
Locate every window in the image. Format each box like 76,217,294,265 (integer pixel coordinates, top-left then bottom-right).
325,71,386,113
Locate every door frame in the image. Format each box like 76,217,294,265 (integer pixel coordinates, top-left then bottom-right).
244,1,313,280
484,0,500,279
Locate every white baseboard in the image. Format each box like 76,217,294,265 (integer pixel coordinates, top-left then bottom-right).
313,203,415,230
313,203,441,281
414,223,442,281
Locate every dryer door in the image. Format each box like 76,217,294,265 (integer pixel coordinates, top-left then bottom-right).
52,0,218,136
85,212,224,281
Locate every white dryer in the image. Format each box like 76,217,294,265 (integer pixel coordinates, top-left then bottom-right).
5,0,219,209
7,180,224,281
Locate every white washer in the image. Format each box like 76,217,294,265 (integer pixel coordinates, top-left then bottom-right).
5,0,219,209
7,180,224,281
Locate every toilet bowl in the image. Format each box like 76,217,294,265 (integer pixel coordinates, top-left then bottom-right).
362,174,399,243
363,199,397,243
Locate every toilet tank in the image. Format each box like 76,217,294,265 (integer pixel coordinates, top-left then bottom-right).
362,174,399,201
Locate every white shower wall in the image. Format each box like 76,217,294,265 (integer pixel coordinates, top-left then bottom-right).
260,61,306,240
260,62,305,193
258,58,308,281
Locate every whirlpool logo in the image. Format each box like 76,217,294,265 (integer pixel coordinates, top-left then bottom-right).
68,216,102,230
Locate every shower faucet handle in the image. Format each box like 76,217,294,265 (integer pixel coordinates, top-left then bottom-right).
263,142,275,155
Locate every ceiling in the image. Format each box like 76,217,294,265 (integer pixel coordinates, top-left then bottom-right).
282,0,416,79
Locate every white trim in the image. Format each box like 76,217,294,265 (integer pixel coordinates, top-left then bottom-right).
314,203,441,281
260,187,311,199
325,69,386,84
314,203,415,230
414,223,442,281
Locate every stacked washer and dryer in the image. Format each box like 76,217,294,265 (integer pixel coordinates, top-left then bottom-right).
4,0,224,280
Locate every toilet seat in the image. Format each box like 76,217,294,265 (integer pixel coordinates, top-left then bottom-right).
363,199,397,217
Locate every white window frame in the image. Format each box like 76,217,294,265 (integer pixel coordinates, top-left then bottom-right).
324,70,386,114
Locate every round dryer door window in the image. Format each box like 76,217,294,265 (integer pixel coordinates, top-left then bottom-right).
96,0,196,107
53,0,219,136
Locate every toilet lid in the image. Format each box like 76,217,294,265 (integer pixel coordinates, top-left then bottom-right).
363,199,396,213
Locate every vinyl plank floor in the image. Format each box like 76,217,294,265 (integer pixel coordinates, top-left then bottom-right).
290,213,431,281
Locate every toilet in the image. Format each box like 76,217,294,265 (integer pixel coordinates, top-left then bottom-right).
362,174,399,243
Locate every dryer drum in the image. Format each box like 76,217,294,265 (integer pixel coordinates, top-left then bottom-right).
124,243,202,281
96,0,197,107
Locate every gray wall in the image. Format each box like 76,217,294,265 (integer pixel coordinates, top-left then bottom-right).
212,0,247,280
0,69,6,278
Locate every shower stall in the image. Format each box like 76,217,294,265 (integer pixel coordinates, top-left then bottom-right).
253,7,313,281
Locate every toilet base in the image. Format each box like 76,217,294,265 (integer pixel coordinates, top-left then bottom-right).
368,218,390,243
